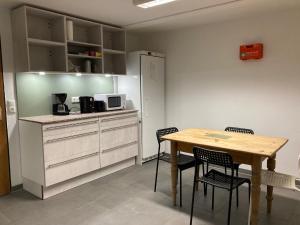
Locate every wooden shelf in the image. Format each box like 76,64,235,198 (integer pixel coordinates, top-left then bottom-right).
103,26,125,52
28,38,65,47
103,53,126,75
67,40,101,48
68,54,102,60
12,5,126,74
103,49,125,54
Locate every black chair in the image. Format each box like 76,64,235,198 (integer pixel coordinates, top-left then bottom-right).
154,127,204,207
190,147,251,225
224,126,254,207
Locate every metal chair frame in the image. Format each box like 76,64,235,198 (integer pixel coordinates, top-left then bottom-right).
154,127,204,207
224,126,254,207
190,147,251,225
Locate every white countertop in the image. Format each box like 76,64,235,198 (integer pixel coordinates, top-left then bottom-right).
19,109,138,124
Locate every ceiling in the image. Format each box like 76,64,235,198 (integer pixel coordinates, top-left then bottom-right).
0,0,299,31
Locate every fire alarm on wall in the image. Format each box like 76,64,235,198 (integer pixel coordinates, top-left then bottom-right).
240,43,263,60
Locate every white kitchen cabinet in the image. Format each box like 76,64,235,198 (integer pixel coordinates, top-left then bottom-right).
101,142,138,168
19,110,139,199
99,113,139,167
45,152,100,186
20,118,100,188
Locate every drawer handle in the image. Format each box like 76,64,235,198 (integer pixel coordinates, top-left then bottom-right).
101,123,138,133
47,152,99,169
101,114,137,123
102,141,138,153
45,120,98,131
45,131,98,144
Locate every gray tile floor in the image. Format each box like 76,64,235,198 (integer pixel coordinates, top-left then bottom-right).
0,161,300,225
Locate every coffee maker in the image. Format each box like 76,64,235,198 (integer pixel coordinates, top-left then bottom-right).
52,93,70,115
79,96,94,113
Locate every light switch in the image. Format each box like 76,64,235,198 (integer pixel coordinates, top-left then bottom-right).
72,96,80,103
7,100,16,113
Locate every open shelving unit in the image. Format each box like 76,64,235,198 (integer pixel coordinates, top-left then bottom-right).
29,42,66,72
12,5,126,75
26,7,65,43
102,25,126,75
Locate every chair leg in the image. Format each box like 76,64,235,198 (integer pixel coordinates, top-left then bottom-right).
190,172,197,225
195,164,199,191
236,167,239,208
202,163,207,195
248,182,251,202
227,190,233,225
180,170,182,207
204,163,209,196
154,152,160,192
212,186,215,210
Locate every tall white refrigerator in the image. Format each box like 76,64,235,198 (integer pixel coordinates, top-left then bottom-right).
118,51,165,164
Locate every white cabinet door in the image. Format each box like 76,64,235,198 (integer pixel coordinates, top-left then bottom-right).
43,130,99,167
100,124,138,151
43,119,99,137
141,55,165,159
99,113,139,167
101,142,138,168
45,152,100,187
99,113,138,129
42,118,100,186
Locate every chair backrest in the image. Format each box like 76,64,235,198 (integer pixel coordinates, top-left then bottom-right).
225,127,254,135
156,127,179,144
193,147,234,170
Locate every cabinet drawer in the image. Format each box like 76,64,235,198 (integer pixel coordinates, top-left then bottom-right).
45,152,100,186
100,123,138,151
99,113,138,130
100,142,138,168
43,130,99,165
43,118,99,138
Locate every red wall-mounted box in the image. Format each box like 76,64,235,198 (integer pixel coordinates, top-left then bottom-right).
240,43,263,60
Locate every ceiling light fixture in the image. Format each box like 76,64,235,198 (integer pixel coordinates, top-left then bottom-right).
134,0,177,9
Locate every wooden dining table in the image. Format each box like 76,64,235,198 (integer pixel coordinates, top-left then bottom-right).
162,128,288,225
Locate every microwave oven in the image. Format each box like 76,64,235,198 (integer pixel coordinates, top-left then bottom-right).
94,94,126,111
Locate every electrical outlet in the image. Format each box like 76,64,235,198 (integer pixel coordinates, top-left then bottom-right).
71,96,80,103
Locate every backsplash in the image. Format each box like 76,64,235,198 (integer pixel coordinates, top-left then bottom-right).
16,73,114,117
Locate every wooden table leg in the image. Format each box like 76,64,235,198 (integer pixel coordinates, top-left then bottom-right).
249,156,262,225
266,154,276,214
171,141,178,206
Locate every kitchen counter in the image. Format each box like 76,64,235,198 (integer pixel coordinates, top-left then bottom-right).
19,109,138,124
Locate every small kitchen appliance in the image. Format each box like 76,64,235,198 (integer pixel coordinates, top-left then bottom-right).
79,96,94,113
52,93,70,115
94,100,106,112
94,94,126,111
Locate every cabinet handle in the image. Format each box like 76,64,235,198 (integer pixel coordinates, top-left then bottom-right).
45,131,98,144
47,152,99,169
102,141,138,153
101,123,138,133
44,120,98,131
101,114,137,123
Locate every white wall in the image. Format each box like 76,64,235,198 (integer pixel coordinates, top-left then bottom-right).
0,8,22,186
140,9,300,176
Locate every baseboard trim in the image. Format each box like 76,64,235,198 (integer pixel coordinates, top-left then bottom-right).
11,184,23,192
